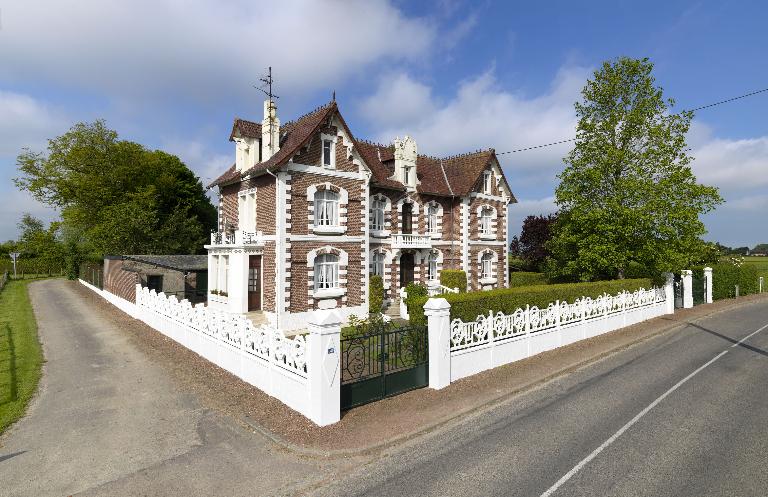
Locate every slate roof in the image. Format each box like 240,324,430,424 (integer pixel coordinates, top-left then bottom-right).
209,101,516,203
122,255,208,272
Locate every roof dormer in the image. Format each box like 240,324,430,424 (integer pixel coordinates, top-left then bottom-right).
393,135,417,190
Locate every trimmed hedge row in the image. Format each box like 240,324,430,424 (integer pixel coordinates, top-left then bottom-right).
698,264,760,300
440,269,467,293
407,278,654,325
509,271,548,287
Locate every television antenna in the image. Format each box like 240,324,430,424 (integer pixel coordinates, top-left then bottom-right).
255,67,280,153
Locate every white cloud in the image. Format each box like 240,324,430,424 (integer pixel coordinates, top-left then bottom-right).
161,138,232,186
358,73,435,129
691,134,768,190
0,0,435,102
360,65,587,176
0,91,67,157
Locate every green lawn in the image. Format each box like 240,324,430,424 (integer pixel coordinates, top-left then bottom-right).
0,279,44,434
741,256,768,282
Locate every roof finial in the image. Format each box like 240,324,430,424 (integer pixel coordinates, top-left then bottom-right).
332,90,336,101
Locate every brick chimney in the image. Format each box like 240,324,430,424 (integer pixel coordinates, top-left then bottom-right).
261,99,280,161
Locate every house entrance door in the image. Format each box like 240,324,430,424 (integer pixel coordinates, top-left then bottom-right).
399,252,414,287
248,255,262,311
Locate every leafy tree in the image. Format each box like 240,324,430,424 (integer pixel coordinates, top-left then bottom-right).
752,243,768,254
546,57,723,281
512,214,557,272
15,120,216,256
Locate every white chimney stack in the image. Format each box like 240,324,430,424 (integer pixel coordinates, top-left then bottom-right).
261,99,280,161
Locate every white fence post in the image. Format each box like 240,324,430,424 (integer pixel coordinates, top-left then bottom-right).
307,309,342,426
703,267,713,304
663,273,674,314
682,270,693,309
424,298,451,390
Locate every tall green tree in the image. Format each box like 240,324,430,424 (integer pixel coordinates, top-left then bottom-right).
546,57,723,281
15,120,217,256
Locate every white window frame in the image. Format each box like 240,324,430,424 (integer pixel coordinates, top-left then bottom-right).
483,171,492,194
427,251,438,282
314,253,339,291
478,250,497,287
314,189,339,227
427,203,439,235
480,207,493,235
238,188,257,232
371,197,385,232
320,133,337,169
371,251,385,277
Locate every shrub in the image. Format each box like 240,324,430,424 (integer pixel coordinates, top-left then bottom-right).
708,263,759,299
404,282,428,305
440,269,467,293
407,278,653,325
509,271,547,287
369,274,384,313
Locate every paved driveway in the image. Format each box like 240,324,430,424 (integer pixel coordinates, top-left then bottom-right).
0,280,339,497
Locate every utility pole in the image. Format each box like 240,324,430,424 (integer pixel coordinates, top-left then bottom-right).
9,252,20,278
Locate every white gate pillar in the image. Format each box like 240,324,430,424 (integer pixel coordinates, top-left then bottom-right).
307,309,342,426
681,270,694,309
663,272,675,314
703,267,713,304
424,298,451,390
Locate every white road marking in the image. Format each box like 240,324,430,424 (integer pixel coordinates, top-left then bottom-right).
539,322,768,497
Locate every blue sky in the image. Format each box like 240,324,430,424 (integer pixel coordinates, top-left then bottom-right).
1,0,766,247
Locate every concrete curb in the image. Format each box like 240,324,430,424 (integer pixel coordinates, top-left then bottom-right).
240,294,768,458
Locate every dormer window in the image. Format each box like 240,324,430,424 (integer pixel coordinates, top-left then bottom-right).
403,165,412,185
483,171,493,194
321,134,336,169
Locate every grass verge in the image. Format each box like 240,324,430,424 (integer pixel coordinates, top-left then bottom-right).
0,280,44,434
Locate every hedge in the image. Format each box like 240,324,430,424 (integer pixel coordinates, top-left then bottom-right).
369,274,384,313
440,269,467,293
407,278,654,325
701,263,760,300
509,271,548,287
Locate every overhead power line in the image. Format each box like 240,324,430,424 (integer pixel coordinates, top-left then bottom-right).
495,86,768,156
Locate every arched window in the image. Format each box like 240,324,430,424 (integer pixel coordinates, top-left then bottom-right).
371,251,385,276
427,203,439,234
371,197,386,231
480,207,493,235
314,190,339,227
427,251,439,281
481,252,494,280
315,253,339,290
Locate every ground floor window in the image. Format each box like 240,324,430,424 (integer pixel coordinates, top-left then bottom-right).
315,253,339,290
371,251,385,276
146,274,163,292
427,252,438,281
481,252,494,280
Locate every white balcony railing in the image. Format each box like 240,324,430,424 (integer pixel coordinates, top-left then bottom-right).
209,230,265,246
392,233,432,249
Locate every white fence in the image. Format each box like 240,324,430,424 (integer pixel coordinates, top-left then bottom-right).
426,278,674,388
80,280,341,426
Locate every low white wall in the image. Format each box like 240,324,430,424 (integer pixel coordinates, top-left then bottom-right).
449,301,667,382
79,280,341,425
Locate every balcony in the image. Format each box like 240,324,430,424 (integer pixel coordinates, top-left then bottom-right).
208,230,265,247
392,233,432,249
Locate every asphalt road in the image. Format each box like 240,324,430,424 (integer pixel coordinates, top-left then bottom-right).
0,280,342,497
312,299,768,497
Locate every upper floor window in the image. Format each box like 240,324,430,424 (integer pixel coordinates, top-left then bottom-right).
371,198,385,232
481,252,494,280
403,165,413,185
371,251,385,277
427,203,439,234
480,207,493,235
315,253,339,290
321,134,336,169
238,190,256,232
314,189,339,227
427,251,438,281
483,171,493,194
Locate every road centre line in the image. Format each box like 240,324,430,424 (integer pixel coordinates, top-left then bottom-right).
539,322,768,497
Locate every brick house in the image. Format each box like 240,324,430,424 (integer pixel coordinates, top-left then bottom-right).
206,99,516,330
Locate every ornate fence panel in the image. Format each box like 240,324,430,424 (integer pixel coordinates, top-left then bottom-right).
340,321,428,409
450,287,666,353
136,286,307,378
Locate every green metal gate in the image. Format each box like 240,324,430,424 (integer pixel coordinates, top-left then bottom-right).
340,322,428,410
